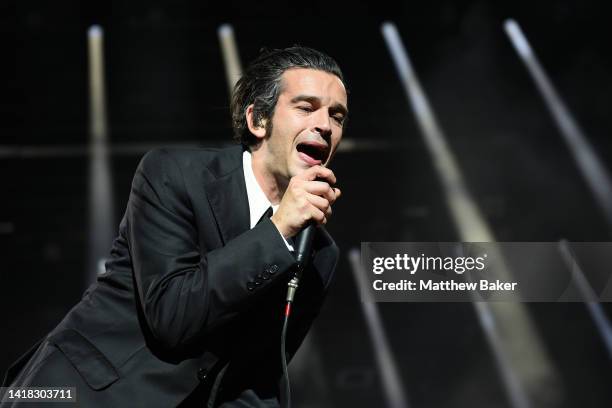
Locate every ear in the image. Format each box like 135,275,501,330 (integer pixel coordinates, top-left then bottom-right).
245,104,267,140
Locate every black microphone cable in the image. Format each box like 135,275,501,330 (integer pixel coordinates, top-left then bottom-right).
280,222,316,408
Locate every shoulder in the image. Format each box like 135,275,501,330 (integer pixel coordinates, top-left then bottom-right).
138,146,231,170
137,145,243,181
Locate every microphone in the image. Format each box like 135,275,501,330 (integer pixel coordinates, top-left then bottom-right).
294,174,328,275
294,222,315,274
286,176,328,303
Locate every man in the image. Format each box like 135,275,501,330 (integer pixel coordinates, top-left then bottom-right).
1,46,348,407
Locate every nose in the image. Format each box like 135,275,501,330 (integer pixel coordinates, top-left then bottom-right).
313,110,332,139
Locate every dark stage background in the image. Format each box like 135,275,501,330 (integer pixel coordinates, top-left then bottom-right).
2,0,612,407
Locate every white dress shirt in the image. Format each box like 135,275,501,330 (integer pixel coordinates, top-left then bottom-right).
243,150,294,251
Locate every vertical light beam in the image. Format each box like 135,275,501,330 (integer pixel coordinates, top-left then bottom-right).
504,19,612,230
349,249,411,408
381,21,561,408
87,25,114,285
217,24,243,97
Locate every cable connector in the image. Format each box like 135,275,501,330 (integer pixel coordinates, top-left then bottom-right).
286,276,300,303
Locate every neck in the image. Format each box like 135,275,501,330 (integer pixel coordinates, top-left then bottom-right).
249,144,288,205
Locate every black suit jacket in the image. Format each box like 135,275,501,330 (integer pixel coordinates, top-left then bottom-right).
2,145,338,407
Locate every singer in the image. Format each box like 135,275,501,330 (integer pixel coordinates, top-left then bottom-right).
1,46,347,407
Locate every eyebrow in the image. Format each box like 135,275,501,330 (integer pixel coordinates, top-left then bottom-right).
290,94,348,116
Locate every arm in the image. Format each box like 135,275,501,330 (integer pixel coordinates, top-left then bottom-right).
216,232,339,405
126,149,297,352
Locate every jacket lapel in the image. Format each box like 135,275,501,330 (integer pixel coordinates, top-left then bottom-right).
204,145,251,245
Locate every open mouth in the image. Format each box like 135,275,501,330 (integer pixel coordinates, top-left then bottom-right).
296,141,330,165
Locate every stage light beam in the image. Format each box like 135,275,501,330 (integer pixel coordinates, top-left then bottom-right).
87,25,115,285
381,21,562,408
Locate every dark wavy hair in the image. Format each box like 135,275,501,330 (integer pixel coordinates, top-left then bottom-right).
230,46,345,146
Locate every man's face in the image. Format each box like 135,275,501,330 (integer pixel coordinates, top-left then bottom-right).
262,68,348,181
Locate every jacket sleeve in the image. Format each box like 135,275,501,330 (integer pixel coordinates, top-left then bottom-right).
125,148,297,352
215,234,339,406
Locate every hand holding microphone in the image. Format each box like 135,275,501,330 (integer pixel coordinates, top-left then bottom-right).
271,165,341,275
270,165,341,240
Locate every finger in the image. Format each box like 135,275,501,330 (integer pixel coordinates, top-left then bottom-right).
325,204,333,219
302,165,336,185
334,187,342,199
311,207,327,225
305,193,330,213
303,181,335,202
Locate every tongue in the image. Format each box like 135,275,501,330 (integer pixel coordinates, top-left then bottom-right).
298,150,322,165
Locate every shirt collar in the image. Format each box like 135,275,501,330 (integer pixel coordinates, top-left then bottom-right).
243,150,276,228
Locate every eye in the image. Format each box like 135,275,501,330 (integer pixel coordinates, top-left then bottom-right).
297,105,313,113
332,115,345,125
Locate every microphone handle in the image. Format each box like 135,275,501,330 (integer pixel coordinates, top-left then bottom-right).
294,222,316,274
